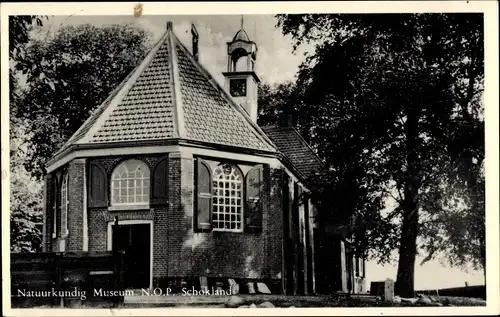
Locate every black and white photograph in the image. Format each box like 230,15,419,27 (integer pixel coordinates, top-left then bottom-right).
1,1,498,315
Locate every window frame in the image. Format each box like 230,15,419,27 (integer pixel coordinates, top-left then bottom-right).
52,177,58,239
211,163,244,233
110,159,151,208
355,256,365,278
60,173,69,237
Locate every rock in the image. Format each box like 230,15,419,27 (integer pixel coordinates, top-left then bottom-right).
258,301,275,308
238,305,249,308
417,296,433,305
249,303,257,308
435,302,443,306
383,278,395,302
256,282,271,294
400,297,418,304
228,278,239,295
247,282,256,294
288,306,296,308
226,295,244,308
393,295,402,303
199,276,208,292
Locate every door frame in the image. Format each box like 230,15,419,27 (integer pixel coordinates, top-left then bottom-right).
107,219,153,290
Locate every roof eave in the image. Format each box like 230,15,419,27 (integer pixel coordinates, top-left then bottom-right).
45,138,279,172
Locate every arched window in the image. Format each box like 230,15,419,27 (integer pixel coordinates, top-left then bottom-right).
111,159,150,206
212,164,243,231
60,173,69,236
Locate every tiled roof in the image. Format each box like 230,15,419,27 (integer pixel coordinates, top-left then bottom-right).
262,125,323,179
49,23,276,163
175,43,271,150
91,41,176,143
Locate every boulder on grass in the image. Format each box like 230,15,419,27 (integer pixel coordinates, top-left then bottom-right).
417,296,433,305
258,301,275,308
199,276,208,292
400,297,418,304
228,278,239,295
247,282,256,294
226,296,244,308
256,282,271,294
249,303,257,308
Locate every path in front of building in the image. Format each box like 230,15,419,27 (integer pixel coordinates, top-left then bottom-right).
122,292,401,308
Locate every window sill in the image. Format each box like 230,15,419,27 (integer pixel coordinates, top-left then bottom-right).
108,204,150,211
212,229,244,234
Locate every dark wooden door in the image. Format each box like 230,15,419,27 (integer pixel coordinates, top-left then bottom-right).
113,224,150,289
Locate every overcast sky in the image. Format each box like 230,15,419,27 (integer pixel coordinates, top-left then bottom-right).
37,15,311,87
34,14,485,290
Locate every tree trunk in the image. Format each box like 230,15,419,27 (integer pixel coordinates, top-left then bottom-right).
395,188,419,297
395,110,421,298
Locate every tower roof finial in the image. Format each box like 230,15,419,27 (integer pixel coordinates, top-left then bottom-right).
240,15,244,29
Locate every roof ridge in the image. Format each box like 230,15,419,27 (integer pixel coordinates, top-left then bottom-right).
173,33,277,151
80,30,172,143
260,124,281,131
167,28,185,138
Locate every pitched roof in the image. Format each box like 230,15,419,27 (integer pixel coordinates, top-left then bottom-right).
262,125,323,179
49,23,276,164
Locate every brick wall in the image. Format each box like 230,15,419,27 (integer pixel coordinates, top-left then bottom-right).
167,154,284,282
66,159,85,251
86,155,168,286
88,208,155,251
44,152,286,288
166,153,194,277
265,168,284,279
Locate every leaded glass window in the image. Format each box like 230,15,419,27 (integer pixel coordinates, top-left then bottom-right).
111,159,150,205
212,164,243,231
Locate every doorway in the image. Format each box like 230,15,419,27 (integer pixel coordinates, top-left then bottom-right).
108,221,152,289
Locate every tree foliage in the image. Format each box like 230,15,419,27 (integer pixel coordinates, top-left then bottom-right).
274,13,484,296
12,23,151,180
9,16,47,253
10,172,43,253
9,19,151,252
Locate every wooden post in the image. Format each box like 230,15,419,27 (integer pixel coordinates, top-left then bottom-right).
112,216,124,307
55,253,64,307
113,216,119,254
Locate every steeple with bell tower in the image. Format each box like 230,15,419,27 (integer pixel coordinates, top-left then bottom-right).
222,16,260,122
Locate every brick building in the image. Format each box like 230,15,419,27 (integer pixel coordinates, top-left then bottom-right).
42,21,365,294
